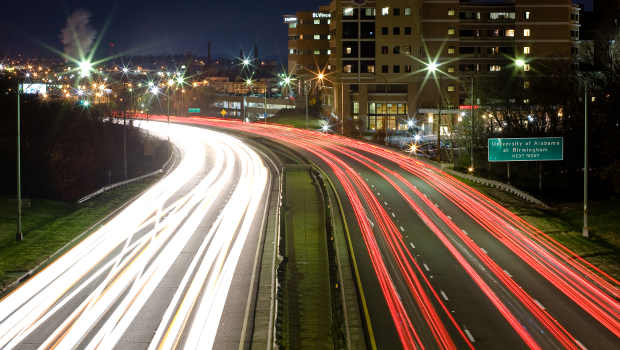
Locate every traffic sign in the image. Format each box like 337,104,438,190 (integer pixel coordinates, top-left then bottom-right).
188,108,200,113
220,109,227,117
488,137,563,162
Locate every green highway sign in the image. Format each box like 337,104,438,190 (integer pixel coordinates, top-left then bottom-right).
488,137,563,162
188,108,201,113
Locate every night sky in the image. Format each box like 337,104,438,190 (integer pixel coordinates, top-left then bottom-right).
0,0,593,61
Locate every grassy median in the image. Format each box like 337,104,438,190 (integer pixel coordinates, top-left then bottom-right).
456,177,620,281
279,168,332,349
0,178,158,292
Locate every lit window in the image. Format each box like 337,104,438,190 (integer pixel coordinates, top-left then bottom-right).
447,66,455,73
328,19,331,24
314,50,321,55
524,81,530,89
344,64,352,73
289,22,297,29
327,64,332,70
448,28,456,35
490,65,502,71
364,8,376,17
353,101,359,114
523,46,531,55
382,7,389,16
505,29,515,37
448,47,455,54
344,8,354,16
299,34,304,39
405,8,412,16
289,49,294,55
368,65,375,73
327,34,331,40
523,29,531,37
327,49,332,55
314,34,321,40
346,47,352,54
448,85,456,92
314,19,320,24
525,11,531,20
448,9,455,16
524,64,531,71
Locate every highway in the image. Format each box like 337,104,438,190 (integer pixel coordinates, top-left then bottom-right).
0,121,271,349
160,116,619,350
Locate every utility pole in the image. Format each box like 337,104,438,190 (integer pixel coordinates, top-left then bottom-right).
437,104,441,162
264,82,267,125
123,109,128,180
583,84,589,238
16,82,23,242
470,76,475,170
305,80,309,129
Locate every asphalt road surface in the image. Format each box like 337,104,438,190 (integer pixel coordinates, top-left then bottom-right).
162,116,619,350
0,121,271,350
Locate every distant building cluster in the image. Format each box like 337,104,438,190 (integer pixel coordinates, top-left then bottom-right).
285,0,584,136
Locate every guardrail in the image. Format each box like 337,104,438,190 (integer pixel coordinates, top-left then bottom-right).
77,147,175,204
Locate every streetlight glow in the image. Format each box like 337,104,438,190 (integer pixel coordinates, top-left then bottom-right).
78,60,93,77
515,58,526,67
150,86,160,95
426,61,438,72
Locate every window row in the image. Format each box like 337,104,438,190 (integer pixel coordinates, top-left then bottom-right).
455,10,535,21
289,49,331,55
290,34,331,40
380,45,413,55
342,7,412,18
380,26,413,36
458,28,531,38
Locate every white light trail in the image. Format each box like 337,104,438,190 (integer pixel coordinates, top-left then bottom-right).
0,121,270,350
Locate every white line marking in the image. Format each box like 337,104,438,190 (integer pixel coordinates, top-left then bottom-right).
384,201,388,206
399,226,405,232
462,230,468,236
503,269,512,278
440,290,449,301
464,328,476,343
409,242,416,249
446,215,452,220
480,248,487,255
423,263,430,272
534,299,546,310
391,212,396,218
377,192,381,196
575,340,588,350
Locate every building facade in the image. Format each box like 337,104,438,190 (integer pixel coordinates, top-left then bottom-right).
286,0,580,136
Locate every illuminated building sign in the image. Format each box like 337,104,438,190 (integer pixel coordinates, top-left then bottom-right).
312,12,331,18
284,16,297,23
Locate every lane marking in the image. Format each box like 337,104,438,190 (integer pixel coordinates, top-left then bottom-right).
503,269,512,278
462,230,469,236
534,299,546,310
377,192,381,196
463,327,476,343
480,248,487,255
399,226,405,232
575,340,588,350
409,242,416,249
446,215,452,220
383,201,388,206
440,290,449,301
391,212,396,218
423,263,430,272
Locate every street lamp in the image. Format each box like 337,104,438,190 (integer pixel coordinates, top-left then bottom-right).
78,59,93,77
16,82,23,241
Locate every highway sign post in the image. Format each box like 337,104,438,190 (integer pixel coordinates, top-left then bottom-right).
488,137,563,187
188,108,200,114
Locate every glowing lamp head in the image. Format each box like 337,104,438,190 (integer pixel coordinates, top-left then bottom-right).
407,120,414,127
515,59,526,68
317,73,325,81
245,78,253,86
150,86,160,95
176,76,184,85
78,60,92,77
414,134,421,142
81,100,89,107
426,61,438,72
321,124,329,132
147,81,154,87
167,79,175,87
122,67,129,73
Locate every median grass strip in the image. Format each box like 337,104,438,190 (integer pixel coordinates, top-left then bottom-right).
279,167,332,349
455,176,620,281
269,113,323,130
0,178,158,292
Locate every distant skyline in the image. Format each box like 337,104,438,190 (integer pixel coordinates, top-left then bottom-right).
0,0,593,61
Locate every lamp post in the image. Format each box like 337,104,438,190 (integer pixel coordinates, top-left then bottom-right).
16,81,23,241
583,83,589,238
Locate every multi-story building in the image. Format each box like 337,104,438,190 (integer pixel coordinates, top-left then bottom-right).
284,7,332,78
286,0,580,136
